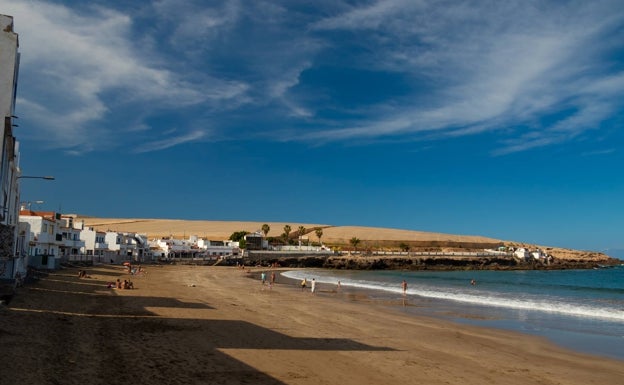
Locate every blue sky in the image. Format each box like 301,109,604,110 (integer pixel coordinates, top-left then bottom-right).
2,0,624,254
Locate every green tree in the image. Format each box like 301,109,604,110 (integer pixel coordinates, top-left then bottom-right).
261,224,270,238
283,225,291,243
229,230,249,243
350,237,361,251
399,242,410,252
298,226,306,247
315,227,323,245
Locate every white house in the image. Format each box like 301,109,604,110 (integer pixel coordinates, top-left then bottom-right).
19,211,63,269
196,238,240,258
514,248,530,261
531,249,546,260
58,215,86,262
103,231,150,263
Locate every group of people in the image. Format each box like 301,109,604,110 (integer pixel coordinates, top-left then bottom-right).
116,278,133,289
300,278,318,294
260,271,277,289
107,278,133,289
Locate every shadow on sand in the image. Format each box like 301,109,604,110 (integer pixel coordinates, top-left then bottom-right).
0,266,393,385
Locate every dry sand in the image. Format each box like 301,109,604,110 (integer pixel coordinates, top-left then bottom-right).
77,217,611,259
1,264,621,385
76,217,502,244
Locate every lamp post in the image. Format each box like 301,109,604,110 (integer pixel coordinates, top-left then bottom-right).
17,175,55,180
20,200,44,210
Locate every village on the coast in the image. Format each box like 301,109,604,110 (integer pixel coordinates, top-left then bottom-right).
2,207,561,285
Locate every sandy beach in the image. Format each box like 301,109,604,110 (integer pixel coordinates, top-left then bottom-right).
1,264,622,385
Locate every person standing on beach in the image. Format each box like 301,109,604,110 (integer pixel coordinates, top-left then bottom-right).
270,271,276,286
311,278,316,294
261,272,266,285
301,278,307,291
402,280,407,295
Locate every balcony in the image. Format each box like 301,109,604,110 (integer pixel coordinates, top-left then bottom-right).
62,239,86,248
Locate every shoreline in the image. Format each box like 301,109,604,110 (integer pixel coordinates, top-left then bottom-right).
1,264,622,385
257,267,624,361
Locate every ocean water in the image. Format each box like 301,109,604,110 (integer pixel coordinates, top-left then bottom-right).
282,266,624,360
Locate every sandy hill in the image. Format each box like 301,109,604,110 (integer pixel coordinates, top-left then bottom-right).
74,216,616,261
75,216,501,248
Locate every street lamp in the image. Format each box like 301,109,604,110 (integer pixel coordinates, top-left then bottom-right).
17,175,55,180
20,200,44,210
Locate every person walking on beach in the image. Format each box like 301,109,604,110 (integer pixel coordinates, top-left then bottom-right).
261,272,266,285
270,271,276,287
402,280,407,295
311,278,316,294
301,278,307,291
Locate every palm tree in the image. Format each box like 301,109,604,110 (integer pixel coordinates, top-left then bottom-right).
350,237,361,252
315,228,323,246
261,224,270,238
298,226,306,248
283,225,291,244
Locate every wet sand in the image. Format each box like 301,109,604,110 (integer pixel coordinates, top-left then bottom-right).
1,264,622,385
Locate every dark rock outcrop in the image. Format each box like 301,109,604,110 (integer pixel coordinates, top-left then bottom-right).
245,255,621,271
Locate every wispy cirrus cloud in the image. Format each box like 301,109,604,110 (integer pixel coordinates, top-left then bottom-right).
304,0,624,154
1,0,247,153
3,0,624,156
134,129,208,153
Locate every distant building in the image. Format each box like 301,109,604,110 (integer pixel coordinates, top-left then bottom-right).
244,232,266,250
514,248,529,261
58,215,86,262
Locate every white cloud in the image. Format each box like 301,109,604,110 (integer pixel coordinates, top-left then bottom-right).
1,0,247,152
152,0,241,47
303,0,624,153
3,0,624,155
134,129,208,153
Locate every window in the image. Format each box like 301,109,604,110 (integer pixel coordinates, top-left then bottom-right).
42,223,48,232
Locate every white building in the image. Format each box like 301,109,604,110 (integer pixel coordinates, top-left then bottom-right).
531,249,546,260
514,248,530,261
196,238,240,258
150,236,239,260
19,211,63,269
78,223,110,263
0,15,22,281
58,215,86,262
